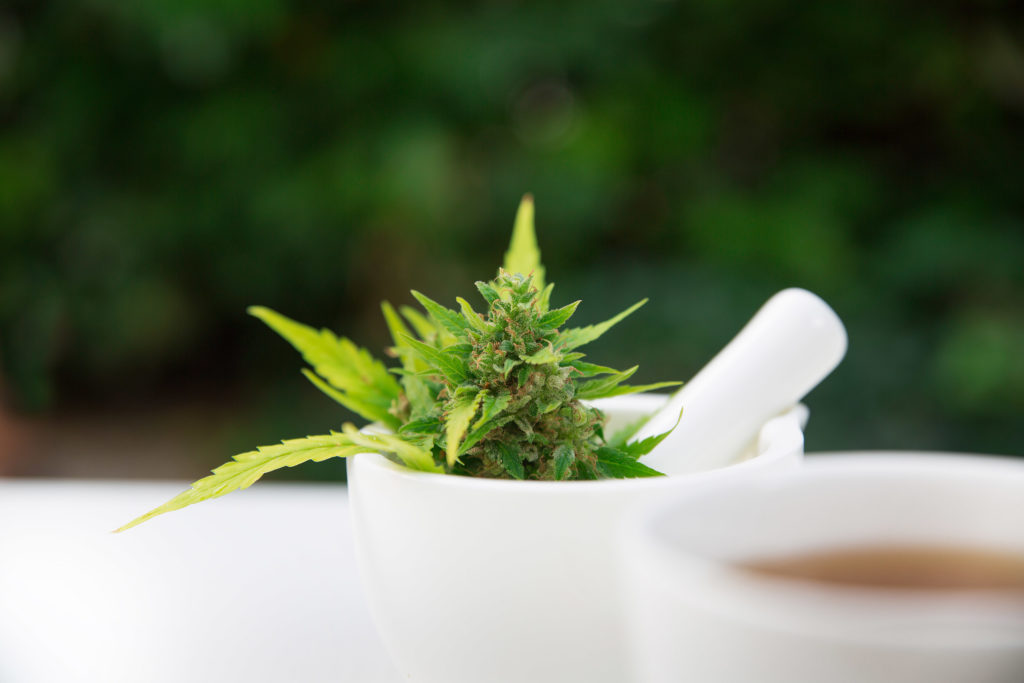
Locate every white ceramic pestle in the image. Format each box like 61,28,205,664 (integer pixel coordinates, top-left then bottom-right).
633,288,847,476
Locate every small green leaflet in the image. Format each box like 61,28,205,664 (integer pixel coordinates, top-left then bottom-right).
457,297,489,332
520,345,562,365
381,301,422,371
623,408,684,458
558,299,647,352
588,381,682,399
399,305,438,341
381,301,411,346
474,390,511,428
381,301,433,416
594,408,681,478
399,416,441,435
446,388,485,466
411,291,469,339
552,444,575,480
500,357,520,378
574,365,680,400
537,300,580,329
535,396,563,415
402,334,470,384
115,433,367,531
595,447,664,478
575,458,600,480
497,442,525,479
502,194,545,291
446,342,474,357
475,280,500,305
575,365,638,399
566,360,619,378
594,409,681,478
459,415,514,455
537,282,554,314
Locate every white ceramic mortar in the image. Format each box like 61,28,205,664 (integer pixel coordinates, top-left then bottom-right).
348,393,806,683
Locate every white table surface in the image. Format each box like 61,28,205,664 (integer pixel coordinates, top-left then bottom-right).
0,479,402,683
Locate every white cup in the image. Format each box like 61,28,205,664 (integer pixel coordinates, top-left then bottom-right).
347,394,806,683
622,453,1024,683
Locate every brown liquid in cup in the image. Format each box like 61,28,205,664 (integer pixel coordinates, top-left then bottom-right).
742,546,1024,591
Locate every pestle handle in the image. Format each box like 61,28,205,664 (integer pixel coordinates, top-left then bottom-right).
634,288,847,475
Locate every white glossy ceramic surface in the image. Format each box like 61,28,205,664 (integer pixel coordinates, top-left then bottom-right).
347,394,806,683
622,453,1024,683
637,288,846,475
0,481,401,683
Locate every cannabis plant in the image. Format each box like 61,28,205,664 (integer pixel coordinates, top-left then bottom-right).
118,196,680,531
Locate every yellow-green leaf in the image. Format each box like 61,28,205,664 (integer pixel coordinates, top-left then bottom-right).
457,297,489,332
381,301,418,370
474,390,511,428
596,446,664,478
302,369,400,429
411,290,469,339
116,433,365,531
401,305,456,346
558,299,647,352
574,365,639,400
502,194,545,291
552,444,575,480
402,334,470,384
590,380,682,399
446,388,485,467
341,423,441,473
520,345,562,365
538,282,555,314
625,408,683,458
400,305,438,340
249,306,400,403
382,301,433,414
537,300,580,329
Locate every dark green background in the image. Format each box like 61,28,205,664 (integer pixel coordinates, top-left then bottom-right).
2,0,1022,476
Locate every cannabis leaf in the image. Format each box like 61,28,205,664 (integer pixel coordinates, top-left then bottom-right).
503,194,545,292
593,411,681,478
445,387,485,466
381,302,434,417
339,423,441,473
249,306,401,429
558,299,648,352
116,433,367,532
411,290,470,338
403,334,471,384
575,366,681,400
595,447,664,478
537,300,580,329
606,415,651,449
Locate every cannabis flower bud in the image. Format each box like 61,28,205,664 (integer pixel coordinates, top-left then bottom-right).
119,196,680,530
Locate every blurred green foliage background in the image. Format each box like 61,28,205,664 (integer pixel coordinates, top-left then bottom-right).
1,0,1022,477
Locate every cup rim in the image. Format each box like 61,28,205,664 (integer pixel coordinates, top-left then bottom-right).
626,452,1024,651
347,394,806,494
